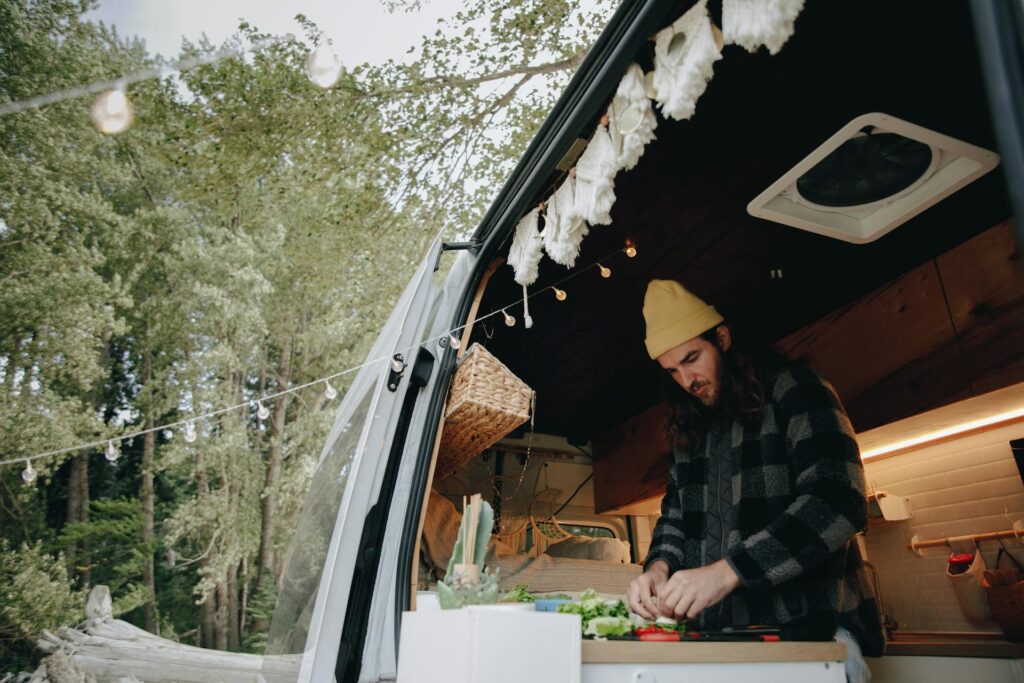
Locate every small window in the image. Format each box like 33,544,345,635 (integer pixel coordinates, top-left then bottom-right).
523,523,616,552
561,524,615,539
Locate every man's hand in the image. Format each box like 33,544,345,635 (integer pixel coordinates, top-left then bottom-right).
657,559,741,620
627,561,670,619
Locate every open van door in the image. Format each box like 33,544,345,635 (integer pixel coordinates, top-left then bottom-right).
260,237,476,683
971,0,1024,245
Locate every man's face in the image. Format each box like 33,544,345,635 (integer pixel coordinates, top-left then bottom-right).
656,326,731,408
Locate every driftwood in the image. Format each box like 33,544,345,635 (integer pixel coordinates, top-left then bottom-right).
26,587,301,683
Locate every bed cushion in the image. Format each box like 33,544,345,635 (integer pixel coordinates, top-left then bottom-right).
544,535,631,563
492,554,641,595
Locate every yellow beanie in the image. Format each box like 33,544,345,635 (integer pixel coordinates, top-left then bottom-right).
643,279,724,359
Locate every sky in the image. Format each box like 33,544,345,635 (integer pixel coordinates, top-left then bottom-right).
86,0,465,67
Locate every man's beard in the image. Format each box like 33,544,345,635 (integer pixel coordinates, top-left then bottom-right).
689,365,725,410
689,381,715,406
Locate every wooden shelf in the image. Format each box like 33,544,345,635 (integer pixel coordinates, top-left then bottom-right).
886,633,1024,658
582,640,846,663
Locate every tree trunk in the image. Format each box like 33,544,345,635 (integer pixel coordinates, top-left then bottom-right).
73,335,111,587
256,340,292,589
65,452,90,583
215,580,229,651
227,562,240,651
200,592,217,650
196,452,217,650
239,556,249,643
141,414,158,634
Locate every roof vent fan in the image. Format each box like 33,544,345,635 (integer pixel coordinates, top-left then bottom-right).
747,113,1000,243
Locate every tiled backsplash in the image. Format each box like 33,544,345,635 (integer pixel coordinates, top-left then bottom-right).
862,420,1024,633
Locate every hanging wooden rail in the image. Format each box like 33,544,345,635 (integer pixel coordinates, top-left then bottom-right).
907,521,1024,556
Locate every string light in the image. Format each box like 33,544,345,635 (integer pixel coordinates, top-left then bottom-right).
1,38,276,118
22,460,37,484
5,238,633,475
90,88,133,135
324,380,338,400
624,239,637,258
183,421,198,444
105,440,120,463
448,333,462,350
305,45,343,89
502,309,516,326
598,264,612,278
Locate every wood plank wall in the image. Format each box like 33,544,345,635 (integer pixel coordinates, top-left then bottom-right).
780,221,1024,431
593,403,669,514
592,222,1023,513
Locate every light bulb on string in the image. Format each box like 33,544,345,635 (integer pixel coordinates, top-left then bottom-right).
598,264,612,278
448,333,462,350
553,287,567,301
22,459,37,484
305,44,343,88
91,87,133,135
105,439,120,463
324,380,338,400
183,421,197,444
391,357,405,373
624,239,637,258
256,401,270,421
502,309,516,327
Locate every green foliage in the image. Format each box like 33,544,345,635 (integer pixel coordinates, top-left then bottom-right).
0,540,86,667
59,498,149,616
242,571,277,654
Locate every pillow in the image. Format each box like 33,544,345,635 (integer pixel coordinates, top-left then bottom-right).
544,535,631,563
421,491,462,577
420,490,519,579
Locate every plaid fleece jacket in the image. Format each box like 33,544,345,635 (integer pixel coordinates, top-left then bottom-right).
645,365,886,656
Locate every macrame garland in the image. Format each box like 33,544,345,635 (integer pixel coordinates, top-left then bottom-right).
503,2,804,310
573,124,618,226
722,0,804,55
542,177,589,268
507,207,543,286
651,0,722,121
608,63,658,172
522,284,533,329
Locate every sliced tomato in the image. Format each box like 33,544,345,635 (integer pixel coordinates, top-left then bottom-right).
639,630,681,641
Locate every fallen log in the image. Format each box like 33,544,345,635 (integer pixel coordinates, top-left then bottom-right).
27,586,301,683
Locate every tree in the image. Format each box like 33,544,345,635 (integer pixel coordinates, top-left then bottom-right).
0,0,616,664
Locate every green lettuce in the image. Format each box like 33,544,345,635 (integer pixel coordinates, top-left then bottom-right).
584,616,633,638
556,589,629,632
501,583,535,603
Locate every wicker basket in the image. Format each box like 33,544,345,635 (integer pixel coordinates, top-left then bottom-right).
984,546,1024,642
435,344,533,480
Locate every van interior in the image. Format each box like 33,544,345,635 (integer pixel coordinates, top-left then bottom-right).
414,0,1024,664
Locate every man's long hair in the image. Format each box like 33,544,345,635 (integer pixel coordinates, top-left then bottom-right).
664,325,791,452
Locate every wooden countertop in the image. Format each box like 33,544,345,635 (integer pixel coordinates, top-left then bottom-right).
582,640,846,663
885,633,1024,658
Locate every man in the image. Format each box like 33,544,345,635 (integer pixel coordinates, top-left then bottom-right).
627,279,884,677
